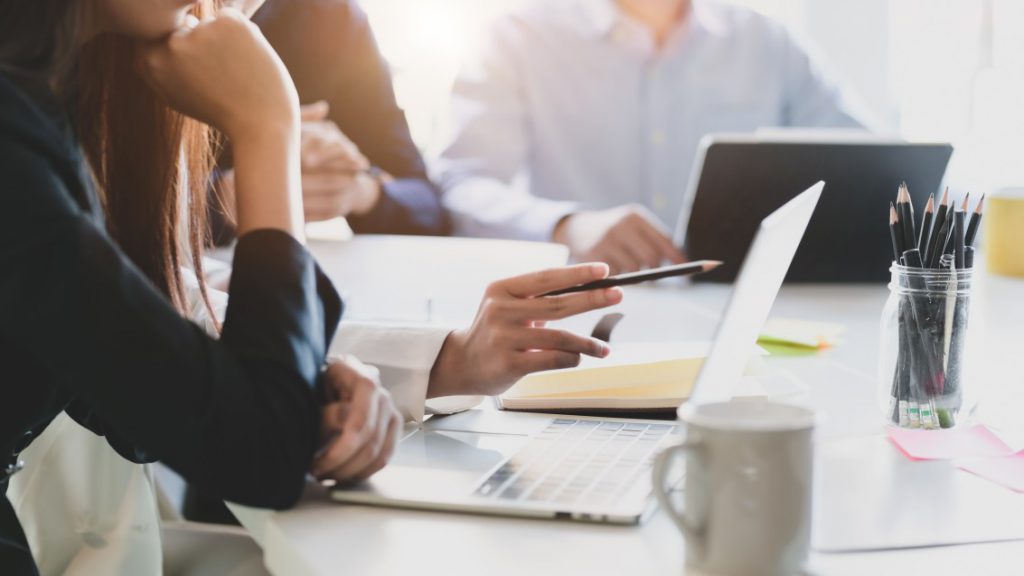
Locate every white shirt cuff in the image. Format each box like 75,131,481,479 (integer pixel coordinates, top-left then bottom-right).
330,322,483,423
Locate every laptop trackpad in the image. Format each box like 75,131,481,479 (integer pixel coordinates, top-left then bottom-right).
343,429,527,501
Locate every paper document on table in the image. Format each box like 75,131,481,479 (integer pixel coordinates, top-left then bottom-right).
957,452,1024,493
499,342,764,412
887,425,1015,460
815,434,1024,552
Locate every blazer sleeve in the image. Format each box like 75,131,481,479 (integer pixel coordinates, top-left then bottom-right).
320,3,448,236
0,142,342,510
255,0,450,236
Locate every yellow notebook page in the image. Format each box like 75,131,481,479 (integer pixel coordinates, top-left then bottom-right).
504,357,704,400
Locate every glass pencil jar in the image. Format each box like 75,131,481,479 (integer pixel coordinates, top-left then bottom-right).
878,264,975,429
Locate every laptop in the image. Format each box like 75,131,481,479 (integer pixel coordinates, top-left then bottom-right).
329,183,824,524
675,133,952,283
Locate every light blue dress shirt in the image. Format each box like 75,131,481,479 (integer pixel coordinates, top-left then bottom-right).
434,0,869,241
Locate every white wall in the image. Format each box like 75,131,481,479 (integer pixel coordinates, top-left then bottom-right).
804,0,893,128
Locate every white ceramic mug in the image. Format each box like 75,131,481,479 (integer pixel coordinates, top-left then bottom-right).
652,401,816,576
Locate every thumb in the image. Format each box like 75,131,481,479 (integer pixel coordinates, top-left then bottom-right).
300,100,330,122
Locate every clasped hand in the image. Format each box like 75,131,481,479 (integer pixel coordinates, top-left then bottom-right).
299,102,383,221
312,356,403,483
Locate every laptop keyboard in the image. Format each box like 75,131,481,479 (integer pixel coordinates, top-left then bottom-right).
474,419,677,507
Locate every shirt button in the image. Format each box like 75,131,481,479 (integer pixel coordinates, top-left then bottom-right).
653,194,668,211
651,131,666,145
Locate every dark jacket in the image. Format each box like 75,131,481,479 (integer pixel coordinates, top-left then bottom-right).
0,72,342,575
213,0,450,241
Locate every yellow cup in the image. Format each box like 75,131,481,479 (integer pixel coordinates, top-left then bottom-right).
986,188,1024,277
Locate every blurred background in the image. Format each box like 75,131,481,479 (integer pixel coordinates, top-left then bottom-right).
360,0,1024,192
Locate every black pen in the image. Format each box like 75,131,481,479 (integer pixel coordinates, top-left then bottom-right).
541,260,723,297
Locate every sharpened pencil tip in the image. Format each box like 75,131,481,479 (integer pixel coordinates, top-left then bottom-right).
924,193,935,213
900,185,912,204
889,204,899,225
703,260,724,271
961,192,970,212
940,187,950,206
975,194,986,214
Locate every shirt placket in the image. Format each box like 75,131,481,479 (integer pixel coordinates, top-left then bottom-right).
645,56,670,219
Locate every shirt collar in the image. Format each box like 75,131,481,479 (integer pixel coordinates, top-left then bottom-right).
576,0,728,41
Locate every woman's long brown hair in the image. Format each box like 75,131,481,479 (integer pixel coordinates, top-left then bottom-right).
76,30,219,318
1,0,221,321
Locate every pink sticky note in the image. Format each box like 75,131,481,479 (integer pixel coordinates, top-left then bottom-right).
958,452,1024,493
887,424,1015,460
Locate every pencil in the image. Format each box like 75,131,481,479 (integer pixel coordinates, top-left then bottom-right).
897,183,917,255
917,193,935,252
964,194,985,247
924,187,950,266
903,248,924,269
942,193,970,258
540,260,723,297
889,203,902,261
954,208,966,269
928,214,951,269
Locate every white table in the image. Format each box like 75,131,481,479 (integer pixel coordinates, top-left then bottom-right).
232,242,1024,575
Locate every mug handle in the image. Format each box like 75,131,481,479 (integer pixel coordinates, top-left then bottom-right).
651,437,705,551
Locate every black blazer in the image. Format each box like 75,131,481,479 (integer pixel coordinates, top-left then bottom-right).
0,73,342,575
212,0,451,240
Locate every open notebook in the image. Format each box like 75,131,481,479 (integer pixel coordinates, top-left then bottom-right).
497,342,765,414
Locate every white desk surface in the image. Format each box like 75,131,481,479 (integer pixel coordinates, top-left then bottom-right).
232,243,1024,575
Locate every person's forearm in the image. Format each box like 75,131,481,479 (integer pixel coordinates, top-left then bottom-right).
441,177,578,241
231,120,305,242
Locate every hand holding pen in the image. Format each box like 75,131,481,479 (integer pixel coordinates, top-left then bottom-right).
540,260,722,296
